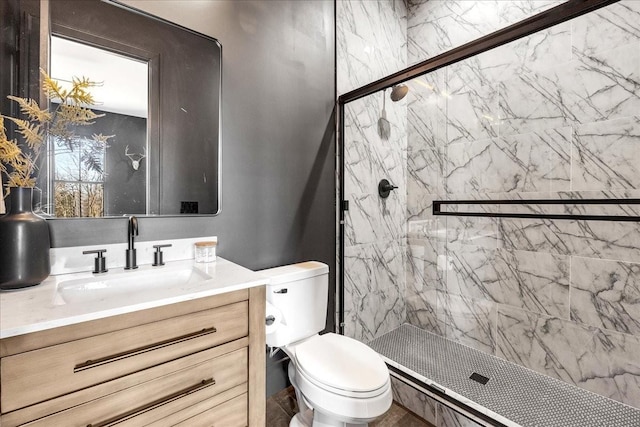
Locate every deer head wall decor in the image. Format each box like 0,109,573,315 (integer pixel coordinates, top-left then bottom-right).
125,145,146,171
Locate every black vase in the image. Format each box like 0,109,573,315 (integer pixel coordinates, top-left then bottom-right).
0,187,51,290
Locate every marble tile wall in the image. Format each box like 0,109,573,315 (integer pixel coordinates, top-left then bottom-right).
338,0,408,343
340,0,640,416
406,0,566,67
405,0,640,410
337,0,408,94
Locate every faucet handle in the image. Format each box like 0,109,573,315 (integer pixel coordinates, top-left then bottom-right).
152,244,172,267
83,249,108,274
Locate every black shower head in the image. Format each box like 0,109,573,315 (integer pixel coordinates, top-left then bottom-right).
390,84,409,102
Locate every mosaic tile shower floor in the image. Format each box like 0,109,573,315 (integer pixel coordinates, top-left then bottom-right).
369,324,640,427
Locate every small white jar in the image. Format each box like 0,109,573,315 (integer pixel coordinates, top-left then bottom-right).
194,241,217,263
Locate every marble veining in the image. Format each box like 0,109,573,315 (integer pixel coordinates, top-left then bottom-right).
496,306,596,385
445,127,571,194
446,86,498,145
340,0,409,346
337,0,407,94
407,1,500,66
445,216,499,250
498,70,569,136
557,43,640,124
440,292,496,354
447,246,570,318
571,1,640,58
570,256,640,336
497,1,566,27
572,116,640,191
341,0,640,411
496,306,640,408
408,70,447,151
408,148,443,196
499,218,640,263
344,240,406,343
454,22,571,88
406,289,444,337
407,0,566,67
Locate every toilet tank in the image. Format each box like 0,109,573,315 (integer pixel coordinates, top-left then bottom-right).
259,261,329,348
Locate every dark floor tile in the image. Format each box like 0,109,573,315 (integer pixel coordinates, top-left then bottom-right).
266,398,292,427
372,402,435,427
267,387,435,427
272,386,299,417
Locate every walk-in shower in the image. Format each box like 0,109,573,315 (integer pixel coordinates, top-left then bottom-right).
338,0,640,425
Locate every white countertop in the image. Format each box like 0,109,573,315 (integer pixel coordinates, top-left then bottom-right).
0,258,268,339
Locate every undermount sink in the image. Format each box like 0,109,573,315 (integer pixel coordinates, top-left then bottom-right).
57,266,212,304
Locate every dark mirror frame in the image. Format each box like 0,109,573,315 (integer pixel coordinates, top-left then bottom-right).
2,0,222,219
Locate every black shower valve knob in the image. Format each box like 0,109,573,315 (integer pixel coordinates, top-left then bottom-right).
378,179,398,199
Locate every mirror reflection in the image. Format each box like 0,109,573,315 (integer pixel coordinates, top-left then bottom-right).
50,35,149,217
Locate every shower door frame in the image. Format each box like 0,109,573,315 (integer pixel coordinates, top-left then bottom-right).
336,0,620,335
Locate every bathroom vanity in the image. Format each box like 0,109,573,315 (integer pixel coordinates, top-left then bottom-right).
0,258,266,426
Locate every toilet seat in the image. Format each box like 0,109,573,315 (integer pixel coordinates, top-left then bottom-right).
288,359,393,425
293,333,390,398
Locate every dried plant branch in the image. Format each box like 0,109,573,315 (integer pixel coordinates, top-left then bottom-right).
1,69,107,195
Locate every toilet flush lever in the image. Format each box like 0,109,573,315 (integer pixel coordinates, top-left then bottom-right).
266,315,276,326
273,288,288,294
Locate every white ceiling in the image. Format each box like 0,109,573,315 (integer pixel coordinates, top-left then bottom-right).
50,36,148,118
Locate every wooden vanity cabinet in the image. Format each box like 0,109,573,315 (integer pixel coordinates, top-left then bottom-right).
0,286,266,427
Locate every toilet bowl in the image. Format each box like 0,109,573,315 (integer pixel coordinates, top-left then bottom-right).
259,262,392,427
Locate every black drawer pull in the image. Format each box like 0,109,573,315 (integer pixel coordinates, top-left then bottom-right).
74,327,217,372
87,378,215,427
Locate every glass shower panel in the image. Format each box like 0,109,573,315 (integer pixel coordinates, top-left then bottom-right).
404,69,448,340
399,0,640,410
343,0,640,410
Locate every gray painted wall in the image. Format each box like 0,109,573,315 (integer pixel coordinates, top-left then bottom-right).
0,0,18,122
47,0,336,297
22,0,336,396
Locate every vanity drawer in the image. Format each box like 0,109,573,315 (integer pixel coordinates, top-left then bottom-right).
145,387,248,427
19,347,248,427
172,393,248,427
1,301,248,412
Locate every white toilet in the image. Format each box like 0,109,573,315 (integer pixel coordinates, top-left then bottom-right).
260,261,392,427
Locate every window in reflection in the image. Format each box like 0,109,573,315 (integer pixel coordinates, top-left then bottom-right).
53,135,106,217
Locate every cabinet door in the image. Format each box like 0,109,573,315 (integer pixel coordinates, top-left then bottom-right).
21,348,248,427
1,301,247,412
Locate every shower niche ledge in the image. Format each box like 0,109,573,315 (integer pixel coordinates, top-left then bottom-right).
368,324,640,427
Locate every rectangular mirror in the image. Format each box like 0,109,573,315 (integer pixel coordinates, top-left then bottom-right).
7,0,221,217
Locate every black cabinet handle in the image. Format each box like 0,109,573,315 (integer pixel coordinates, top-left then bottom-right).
87,378,215,427
74,327,217,372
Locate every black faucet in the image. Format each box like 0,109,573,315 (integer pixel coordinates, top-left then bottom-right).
125,216,139,270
